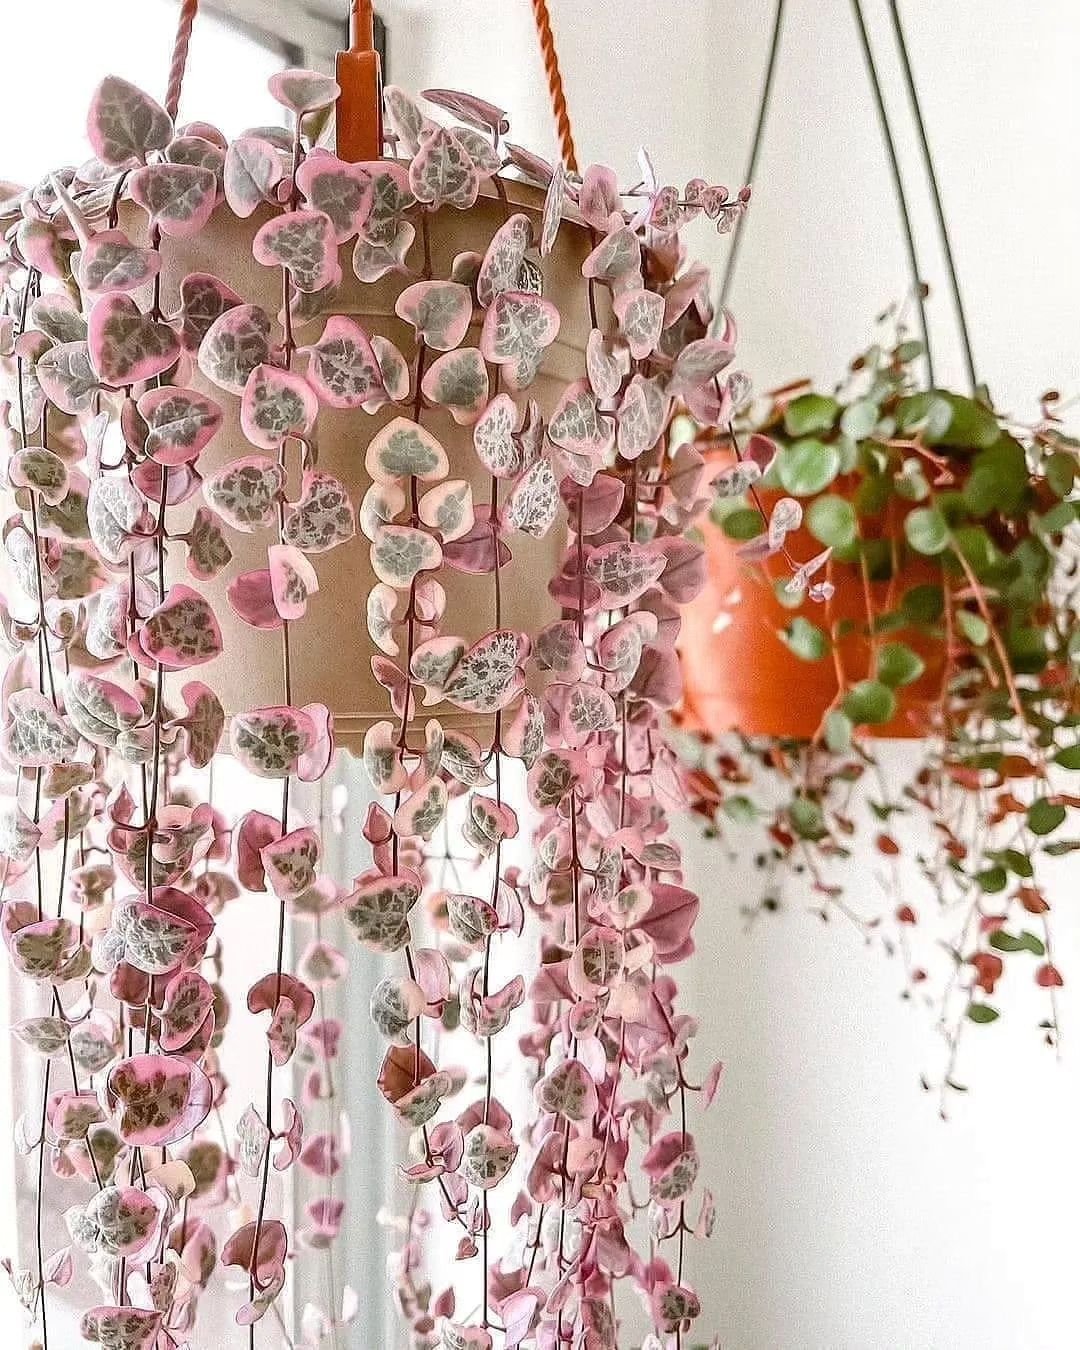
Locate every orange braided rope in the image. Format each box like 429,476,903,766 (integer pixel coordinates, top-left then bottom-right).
165,0,199,122
529,0,578,173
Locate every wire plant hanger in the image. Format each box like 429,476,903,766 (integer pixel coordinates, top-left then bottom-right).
719,0,980,395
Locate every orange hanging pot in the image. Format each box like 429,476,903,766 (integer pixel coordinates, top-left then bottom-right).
678,463,945,742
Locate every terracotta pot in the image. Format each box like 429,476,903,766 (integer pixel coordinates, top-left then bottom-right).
678,484,944,740
139,178,590,750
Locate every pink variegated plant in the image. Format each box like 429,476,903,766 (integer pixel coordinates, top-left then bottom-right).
0,66,745,1350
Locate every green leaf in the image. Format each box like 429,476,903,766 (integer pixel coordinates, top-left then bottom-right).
789,797,827,841
777,438,841,497
807,494,857,549
988,929,1045,957
1027,798,1066,836
723,794,758,824
825,709,853,754
966,1003,1000,1024
962,436,1028,516
904,506,949,555
956,609,989,646
1045,450,1076,499
842,679,897,726
896,392,953,441
1053,744,1080,770
780,616,828,662
719,507,765,541
927,392,1001,449
975,865,1008,893
901,584,944,625
839,398,879,440
783,393,840,438
875,641,925,688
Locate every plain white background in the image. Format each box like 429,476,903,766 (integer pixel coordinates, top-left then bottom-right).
0,2,1077,1346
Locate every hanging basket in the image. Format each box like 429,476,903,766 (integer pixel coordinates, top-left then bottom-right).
142,181,589,747
678,475,943,740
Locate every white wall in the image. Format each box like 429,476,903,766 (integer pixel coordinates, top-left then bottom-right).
380,3,1080,1347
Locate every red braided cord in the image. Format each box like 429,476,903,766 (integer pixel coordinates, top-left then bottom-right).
529,0,578,173
165,0,199,122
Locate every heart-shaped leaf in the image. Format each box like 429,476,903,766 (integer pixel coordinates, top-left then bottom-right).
396,280,473,352
223,136,283,216
2,689,80,767
393,776,448,840
87,475,144,562
203,453,284,531
8,447,70,504
79,1306,162,1350
473,393,521,478
89,294,179,387
179,681,224,768
535,1058,598,1123
418,480,474,542
421,348,489,423
344,875,420,953
461,1122,517,1190
480,290,560,390
229,705,315,779
295,154,373,241
283,470,356,552
198,303,272,394
158,969,215,1052
137,386,223,465
253,210,338,293
302,314,384,408
261,826,320,899
268,68,340,115
613,287,665,359
616,373,668,459
371,523,443,588
582,225,641,286
129,163,216,237
87,76,172,166
268,543,319,620
78,230,161,294
477,214,532,307
506,459,558,538
131,584,223,670
443,630,526,713
106,1054,212,1146
64,672,141,748
186,505,233,581
585,540,666,607
366,417,448,483
176,271,242,352
240,363,318,449
408,127,480,210
109,898,196,975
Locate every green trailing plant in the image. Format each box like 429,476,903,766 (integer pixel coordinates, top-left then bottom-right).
681,327,1080,1109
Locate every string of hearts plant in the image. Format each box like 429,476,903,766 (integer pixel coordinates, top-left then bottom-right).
0,62,745,1350
681,332,1080,1111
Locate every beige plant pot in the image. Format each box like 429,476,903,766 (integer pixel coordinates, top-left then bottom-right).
145,179,589,751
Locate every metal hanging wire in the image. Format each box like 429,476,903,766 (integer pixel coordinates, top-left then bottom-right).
718,0,787,311
718,0,992,394
887,0,978,392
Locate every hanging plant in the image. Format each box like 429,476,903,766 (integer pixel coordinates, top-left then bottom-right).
678,329,1079,1106
0,52,748,1350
